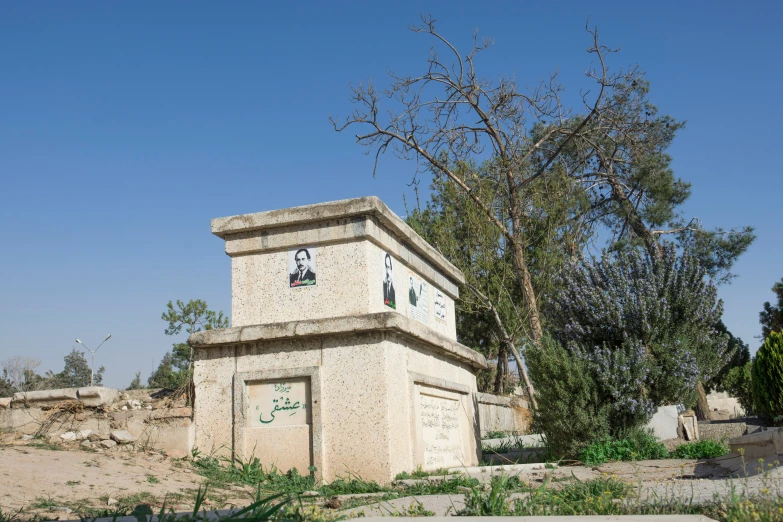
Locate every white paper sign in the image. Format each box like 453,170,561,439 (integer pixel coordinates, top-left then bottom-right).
408,272,428,324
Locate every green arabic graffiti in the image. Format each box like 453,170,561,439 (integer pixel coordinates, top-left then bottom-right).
258,396,303,424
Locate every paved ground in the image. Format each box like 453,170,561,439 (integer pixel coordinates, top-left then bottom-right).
345,458,783,517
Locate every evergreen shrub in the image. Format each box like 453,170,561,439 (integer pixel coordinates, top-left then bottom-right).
722,362,753,415
751,331,783,421
544,245,727,435
525,337,612,458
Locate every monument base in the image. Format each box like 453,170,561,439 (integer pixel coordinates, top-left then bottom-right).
190,312,486,483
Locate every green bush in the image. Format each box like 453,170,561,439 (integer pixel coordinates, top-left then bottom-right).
722,362,753,415
751,331,783,421
670,440,728,459
579,429,668,465
526,337,612,459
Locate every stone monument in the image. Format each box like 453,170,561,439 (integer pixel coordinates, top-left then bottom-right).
189,197,488,483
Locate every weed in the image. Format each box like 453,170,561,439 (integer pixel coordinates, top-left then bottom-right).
30,497,58,510
402,475,479,496
27,440,63,452
147,474,161,484
579,431,668,465
394,466,450,480
671,440,729,459
65,480,81,486
318,474,384,497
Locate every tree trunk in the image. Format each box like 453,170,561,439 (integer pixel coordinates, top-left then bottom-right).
694,380,713,421
493,344,507,394
508,342,539,411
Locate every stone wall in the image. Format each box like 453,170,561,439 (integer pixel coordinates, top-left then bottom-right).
698,421,748,442
476,392,530,437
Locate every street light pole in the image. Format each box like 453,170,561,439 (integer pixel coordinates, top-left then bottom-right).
75,334,112,386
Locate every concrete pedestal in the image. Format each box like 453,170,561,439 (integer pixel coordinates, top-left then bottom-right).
189,197,487,483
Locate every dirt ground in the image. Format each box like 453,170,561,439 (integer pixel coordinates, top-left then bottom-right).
0,442,256,519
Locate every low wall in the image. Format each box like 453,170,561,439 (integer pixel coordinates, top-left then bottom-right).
698,421,747,442
476,392,530,437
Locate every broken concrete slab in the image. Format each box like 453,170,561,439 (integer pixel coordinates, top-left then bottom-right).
110,430,136,444
76,387,120,408
645,405,680,441
12,388,79,408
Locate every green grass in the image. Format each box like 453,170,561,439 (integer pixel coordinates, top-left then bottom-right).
191,450,388,498
580,433,729,465
452,471,783,521
579,431,669,465
394,466,451,480
147,474,161,484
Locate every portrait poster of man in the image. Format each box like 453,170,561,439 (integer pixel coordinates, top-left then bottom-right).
434,289,447,322
382,251,396,309
288,247,317,288
408,272,428,324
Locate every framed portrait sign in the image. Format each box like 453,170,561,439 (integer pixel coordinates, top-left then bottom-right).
289,247,317,288
382,251,396,309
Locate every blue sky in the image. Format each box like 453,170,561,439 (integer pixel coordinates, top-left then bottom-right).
1,2,780,388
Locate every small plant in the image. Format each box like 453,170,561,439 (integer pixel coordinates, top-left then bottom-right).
671,440,728,459
147,474,160,484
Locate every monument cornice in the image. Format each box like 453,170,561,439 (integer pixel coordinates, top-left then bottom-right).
189,311,487,370
210,196,465,287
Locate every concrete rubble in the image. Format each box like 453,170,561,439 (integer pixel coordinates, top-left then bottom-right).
0,386,193,455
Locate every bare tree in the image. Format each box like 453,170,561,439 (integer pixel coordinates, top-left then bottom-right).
331,17,635,345
2,356,42,393
332,17,637,408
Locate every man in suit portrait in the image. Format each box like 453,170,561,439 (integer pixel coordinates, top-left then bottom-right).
383,253,396,309
290,248,316,287
409,275,418,307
